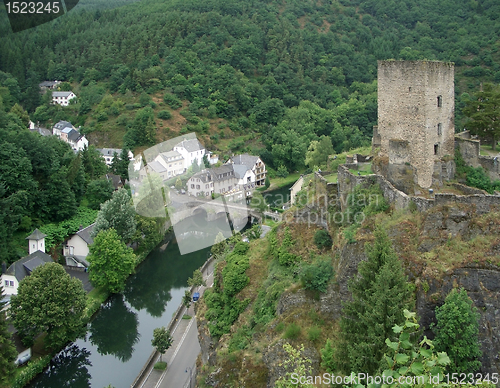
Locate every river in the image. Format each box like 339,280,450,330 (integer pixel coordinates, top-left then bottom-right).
28,216,220,388
28,186,284,387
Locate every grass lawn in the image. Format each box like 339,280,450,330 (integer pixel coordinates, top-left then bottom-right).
263,172,302,191
324,174,338,183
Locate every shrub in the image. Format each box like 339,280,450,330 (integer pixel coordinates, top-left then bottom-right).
163,93,182,109
283,323,301,339
157,110,172,120
153,361,167,370
277,165,289,178
300,258,334,293
314,229,332,250
308,326,321,342
12,356,51,388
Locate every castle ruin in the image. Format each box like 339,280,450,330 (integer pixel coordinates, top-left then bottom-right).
376,60,455,189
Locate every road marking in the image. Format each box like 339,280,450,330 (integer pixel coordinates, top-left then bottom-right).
155,316,195,388
138,266,214,388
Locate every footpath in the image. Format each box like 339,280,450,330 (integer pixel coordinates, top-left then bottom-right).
131,258,215,388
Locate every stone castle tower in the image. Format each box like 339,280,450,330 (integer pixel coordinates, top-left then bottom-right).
377,60,455,189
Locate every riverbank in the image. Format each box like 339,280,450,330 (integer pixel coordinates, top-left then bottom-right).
130,254,215,388
11,225,172,388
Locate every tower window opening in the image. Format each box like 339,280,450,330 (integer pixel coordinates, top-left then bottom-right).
437,123,442,136
437,95,442,107
434,144,439,155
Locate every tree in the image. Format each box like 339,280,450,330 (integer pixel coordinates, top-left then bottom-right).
151,327,173,362
202,154,210,168
187,269,206,290
432,288,482,374
116,148,131,185
10,262,86,350
463,83,500,150
305,135,334,168
86,179,114,210
175,177,182,191
0,286,16,387
92,188,136,242
182,289,192,310
334,226,413,375
87,229,137,294
211,231,227,257
81,145,107,182
264,176,270,189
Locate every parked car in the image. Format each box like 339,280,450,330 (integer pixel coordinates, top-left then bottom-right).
16,353,31,366
180,189,186,194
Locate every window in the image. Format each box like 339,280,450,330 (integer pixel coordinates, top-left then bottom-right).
205,184,209,189
196,185,200,189
4,280,8,287
434,144,439,155
437,123,442,136
191,184,194,189
437,95,442,107
9,281,13,287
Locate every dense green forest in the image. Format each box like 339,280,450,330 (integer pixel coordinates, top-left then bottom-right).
0,0,500,263
1,0,499,170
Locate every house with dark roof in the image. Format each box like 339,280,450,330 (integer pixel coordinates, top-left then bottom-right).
227,154,266,186
63,224,95,268
52,91,76,106
54,121,88,152
187,165,244,201
53,120,74,137
97,148,134,166
1,229,53,297
39,80,61,92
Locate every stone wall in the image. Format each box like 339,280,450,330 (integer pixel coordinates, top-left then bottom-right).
337,165,500,214
455,134,500,180
378,60,455,188
456,135,480,167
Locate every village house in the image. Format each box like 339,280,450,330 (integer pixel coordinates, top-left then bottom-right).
63,224,95,268
53,121,88,151
226,154,266,186
1,229,53,298
39,80,61,92
173,138,206,171
187,164,244,201
232,164,256,198
97,148,134,166
52,91,76,106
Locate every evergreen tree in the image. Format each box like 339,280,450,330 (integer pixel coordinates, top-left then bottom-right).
333,226,413,375
0,286,16,387
432,288,482,374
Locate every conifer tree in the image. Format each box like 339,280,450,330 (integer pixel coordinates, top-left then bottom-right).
0,286,16,387
333,226,413,375
432,288,482,374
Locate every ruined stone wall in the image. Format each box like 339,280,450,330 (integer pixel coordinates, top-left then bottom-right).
479,156,500,181
456,135,480,167
378,60,455,188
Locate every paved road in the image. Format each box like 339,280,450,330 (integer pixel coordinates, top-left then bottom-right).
138,262,214,388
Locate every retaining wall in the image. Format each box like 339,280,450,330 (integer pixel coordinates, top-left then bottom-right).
336,165,500,215
130,255,215,388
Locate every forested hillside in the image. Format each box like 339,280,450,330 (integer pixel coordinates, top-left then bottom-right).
1,0,499,170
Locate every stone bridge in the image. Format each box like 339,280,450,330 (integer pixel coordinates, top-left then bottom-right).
169,198,263,226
